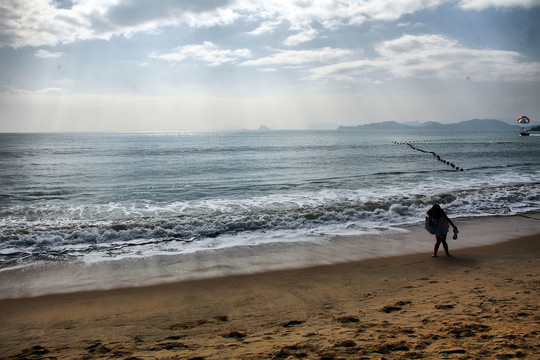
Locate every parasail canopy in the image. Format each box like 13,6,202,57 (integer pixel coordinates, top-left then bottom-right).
517,116,530,125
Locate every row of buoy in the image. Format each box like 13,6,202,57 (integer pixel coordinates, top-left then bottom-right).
398,142,464,171
400,139,464,143
396,137,498,144
395,138,500,143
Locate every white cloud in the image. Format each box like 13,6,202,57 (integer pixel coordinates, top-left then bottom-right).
241,47,355,67
397,22,425,28
459,0,540,10
0,0,235,48
283,28,319,46
308,60,384,83
35,87,64,94
0,0,456,48
240,0,447,45
151,41,251,66
0,0,84,48
5,0,537,49
35,49,65,58
4,87,62,96
377,34,540,80
247,20,282,35
309,34,540,82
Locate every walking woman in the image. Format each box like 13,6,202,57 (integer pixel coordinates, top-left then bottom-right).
427,204,458,257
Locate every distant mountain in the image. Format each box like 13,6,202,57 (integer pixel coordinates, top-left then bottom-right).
257,125,272,131
338,119,518,131
338,121,416,130
419,121,446,129
402,120,423,127
434,119,516,131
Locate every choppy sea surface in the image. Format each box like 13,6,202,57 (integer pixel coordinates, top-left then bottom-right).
1,130,539,273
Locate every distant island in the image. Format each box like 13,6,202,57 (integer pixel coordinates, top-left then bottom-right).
337,119,522,131
243,119,534,132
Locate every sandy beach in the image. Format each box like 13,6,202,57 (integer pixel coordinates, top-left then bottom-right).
1,219,539,359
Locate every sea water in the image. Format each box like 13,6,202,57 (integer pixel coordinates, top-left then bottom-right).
1,130,539,295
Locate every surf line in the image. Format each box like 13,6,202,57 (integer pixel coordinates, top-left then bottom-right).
394,142,464,171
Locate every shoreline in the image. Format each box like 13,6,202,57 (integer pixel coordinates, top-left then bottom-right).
1,212,540,299
1,231,539,359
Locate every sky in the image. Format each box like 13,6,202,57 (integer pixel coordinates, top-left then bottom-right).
0,0,539,132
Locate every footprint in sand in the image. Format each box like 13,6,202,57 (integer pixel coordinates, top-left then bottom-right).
86,341,111,354
380,300,412,313
282,320,304,327
335,315,360,323
222,331,247,339
149,342,188,351
334,340,356,348
15,345,50,358
213,315,229,322
169,319,207,330
435,304,455,310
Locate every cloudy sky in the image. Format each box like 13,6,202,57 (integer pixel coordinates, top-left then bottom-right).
1,0,539,131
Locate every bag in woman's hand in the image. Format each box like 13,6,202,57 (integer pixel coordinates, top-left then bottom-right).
425,216,437,234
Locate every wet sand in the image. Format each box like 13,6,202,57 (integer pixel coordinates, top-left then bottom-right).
0,230,539,359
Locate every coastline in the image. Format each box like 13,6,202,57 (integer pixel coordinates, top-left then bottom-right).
1,212,539,299
2,212,540,299
0,216,539,359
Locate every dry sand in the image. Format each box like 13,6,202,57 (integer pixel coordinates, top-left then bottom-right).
1,232,539,359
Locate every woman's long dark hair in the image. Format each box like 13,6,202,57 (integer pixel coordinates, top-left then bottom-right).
427,204,444,219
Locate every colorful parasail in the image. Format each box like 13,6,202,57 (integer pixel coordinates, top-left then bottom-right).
517,116,530,124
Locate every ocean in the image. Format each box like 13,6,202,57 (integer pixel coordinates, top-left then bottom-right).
1,130,539,296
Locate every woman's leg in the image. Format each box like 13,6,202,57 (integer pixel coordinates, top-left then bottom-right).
433,236,442,256
441,235,451,256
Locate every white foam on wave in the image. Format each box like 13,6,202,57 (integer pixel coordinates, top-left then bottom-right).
2,213,539,299
1,172,539,267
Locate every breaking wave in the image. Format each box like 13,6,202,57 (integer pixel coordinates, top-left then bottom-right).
1,179,538,266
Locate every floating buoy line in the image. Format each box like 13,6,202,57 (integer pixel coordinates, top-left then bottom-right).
393,142,464,171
